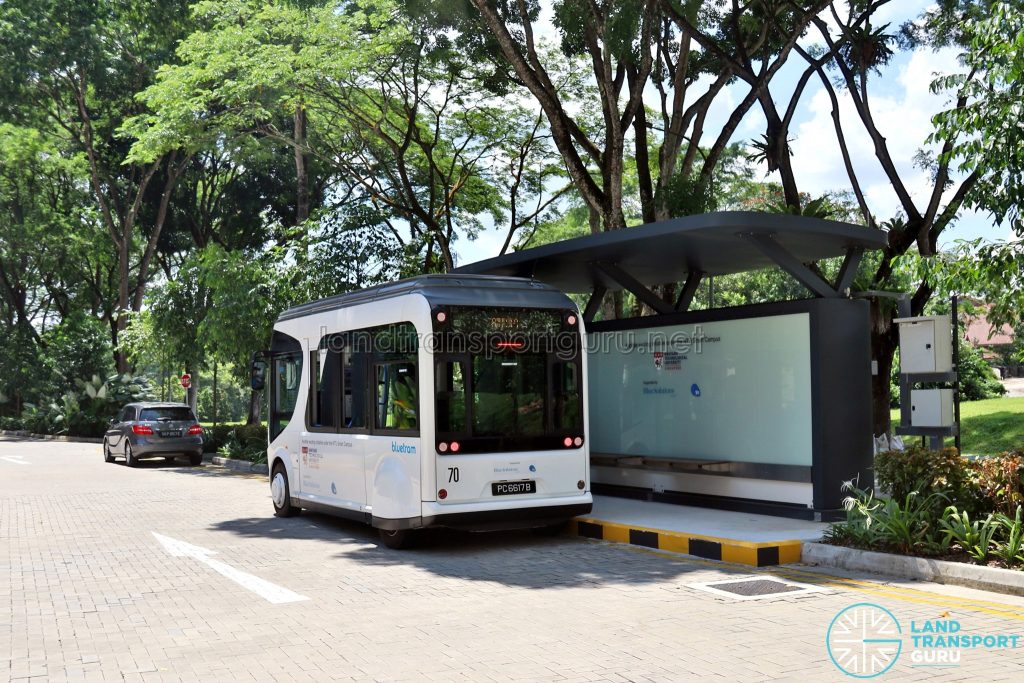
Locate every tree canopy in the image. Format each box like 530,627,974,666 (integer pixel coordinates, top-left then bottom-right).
0,0,1020,434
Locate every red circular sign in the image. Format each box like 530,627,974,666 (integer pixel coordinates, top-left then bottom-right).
180,373,192,389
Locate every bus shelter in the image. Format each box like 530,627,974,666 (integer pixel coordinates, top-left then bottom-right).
456,211,889,519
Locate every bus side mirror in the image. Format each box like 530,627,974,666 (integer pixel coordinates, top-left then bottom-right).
251,359,267,391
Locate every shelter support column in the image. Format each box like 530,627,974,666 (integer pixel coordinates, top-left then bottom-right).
591,263,674,315
742,233,841,298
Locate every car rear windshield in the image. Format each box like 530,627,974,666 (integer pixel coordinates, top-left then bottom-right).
138,407,196,422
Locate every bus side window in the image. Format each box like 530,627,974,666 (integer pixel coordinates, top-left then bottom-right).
343,346,367,429
309,339,341,430
375,361,418,431
271,353,302,440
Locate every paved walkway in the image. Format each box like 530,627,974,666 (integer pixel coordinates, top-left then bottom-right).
1002,377,1024,397
587,495,829,543
2,436,1024,682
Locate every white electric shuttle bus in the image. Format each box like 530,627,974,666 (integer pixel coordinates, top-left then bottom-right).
252,274,592,548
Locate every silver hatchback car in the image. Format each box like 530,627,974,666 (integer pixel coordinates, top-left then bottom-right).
103,402,205,467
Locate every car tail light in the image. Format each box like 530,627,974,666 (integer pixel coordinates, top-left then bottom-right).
187,424,204,436
436,310,447,323
563,436,572,447
132,424,153,436
567,314,577,326
573,436,583,447
438,442,448,453
450,441,460,453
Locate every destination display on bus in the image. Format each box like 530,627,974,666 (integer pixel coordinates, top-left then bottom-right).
435,307,566,337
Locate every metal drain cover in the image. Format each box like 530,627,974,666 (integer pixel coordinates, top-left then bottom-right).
688,576,827,600
711,579,803,596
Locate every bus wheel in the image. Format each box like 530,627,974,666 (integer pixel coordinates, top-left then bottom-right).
378,528,417,550
271,464,299,518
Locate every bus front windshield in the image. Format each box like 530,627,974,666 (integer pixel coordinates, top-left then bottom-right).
434,307,583,454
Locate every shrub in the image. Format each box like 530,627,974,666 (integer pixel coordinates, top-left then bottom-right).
202,424,237,453
0,415,25,431
213,423,267,463
992,506,1024,566
957,337,1007,401
968,452,1024,516
15,373,157,437
940,506,999,563
874,446,972,511
827,480,950,556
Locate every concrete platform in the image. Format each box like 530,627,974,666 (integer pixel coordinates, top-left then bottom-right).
571,495,829,567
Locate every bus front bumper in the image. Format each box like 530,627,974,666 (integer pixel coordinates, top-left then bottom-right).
373,494,593,532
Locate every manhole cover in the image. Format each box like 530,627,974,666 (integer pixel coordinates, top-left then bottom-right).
710,579,803,596
688,576,827,600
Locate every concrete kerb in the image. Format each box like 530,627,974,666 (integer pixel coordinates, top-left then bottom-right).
802,542,1024,597
210,455,269,475
0,429,103,444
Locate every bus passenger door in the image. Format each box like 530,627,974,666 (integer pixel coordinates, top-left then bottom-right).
302,340,367,511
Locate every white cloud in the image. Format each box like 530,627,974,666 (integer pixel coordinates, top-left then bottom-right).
788,47,967,221
455,224,511,267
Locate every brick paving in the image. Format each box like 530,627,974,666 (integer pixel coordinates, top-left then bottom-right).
2,435,1024,682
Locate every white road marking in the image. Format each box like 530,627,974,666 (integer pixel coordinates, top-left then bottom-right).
1,456,29,465
152,532,309,605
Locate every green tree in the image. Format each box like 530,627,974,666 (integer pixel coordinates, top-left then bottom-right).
931,1,1024,234
129,0,559,273
0,0,197,371
197,245,296,424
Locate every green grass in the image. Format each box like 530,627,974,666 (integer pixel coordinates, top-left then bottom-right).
891,396,1024,455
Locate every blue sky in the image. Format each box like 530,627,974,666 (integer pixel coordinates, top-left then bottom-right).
454,1,1012,266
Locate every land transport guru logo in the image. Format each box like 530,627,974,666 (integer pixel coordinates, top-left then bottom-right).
826,602,1021,678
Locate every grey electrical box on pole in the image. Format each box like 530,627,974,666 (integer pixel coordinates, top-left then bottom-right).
894,313,959,450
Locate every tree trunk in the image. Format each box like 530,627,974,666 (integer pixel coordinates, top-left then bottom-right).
186,368,198,414
114,234,131,373
212,362,218,428
869,300,898,436
294,105,310,225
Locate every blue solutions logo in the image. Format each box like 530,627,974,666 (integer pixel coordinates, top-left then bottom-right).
827,603,902,678
391,441,416,454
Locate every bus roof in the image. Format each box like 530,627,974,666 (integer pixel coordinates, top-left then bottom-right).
276,274,574,322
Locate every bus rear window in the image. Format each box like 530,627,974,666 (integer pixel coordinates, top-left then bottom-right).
139,407,195,422
472,353,547,437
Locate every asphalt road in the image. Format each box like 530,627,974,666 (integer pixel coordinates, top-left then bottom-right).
3,436,1024,682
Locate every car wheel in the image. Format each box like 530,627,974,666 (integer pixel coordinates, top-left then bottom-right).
378,528,418,550
271,463,299,517
103,439,114,464
124,441,138,467
189,452,203,467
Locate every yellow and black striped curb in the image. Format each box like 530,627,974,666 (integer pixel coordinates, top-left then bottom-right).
569,517,803,567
